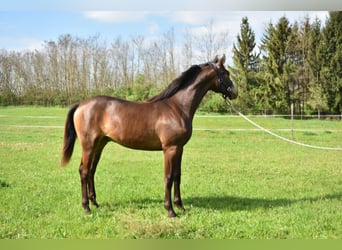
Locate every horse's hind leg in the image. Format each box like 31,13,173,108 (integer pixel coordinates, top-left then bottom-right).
87,153,100,208
88,138,108,208
79,149,92,214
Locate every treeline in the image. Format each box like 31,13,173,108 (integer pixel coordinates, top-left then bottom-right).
0,12,341,115
231,11,341,115
0,21,228,108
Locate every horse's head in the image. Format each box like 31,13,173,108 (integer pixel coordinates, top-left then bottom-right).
210,55,238,100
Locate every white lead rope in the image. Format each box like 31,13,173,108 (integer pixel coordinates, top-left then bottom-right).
225,100,342,151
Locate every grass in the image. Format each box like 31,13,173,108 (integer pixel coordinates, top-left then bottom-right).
0,106,341,239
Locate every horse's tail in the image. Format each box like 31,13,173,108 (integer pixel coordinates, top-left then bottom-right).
61,103,79,166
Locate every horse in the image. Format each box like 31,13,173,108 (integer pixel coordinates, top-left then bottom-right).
61,55,238,217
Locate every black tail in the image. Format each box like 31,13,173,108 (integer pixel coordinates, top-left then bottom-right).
61,103,79,166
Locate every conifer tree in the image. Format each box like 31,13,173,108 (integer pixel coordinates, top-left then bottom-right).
231,17,259,112
261,16,292,113
308,17,322,83
306,17,328,116
320,11,342,113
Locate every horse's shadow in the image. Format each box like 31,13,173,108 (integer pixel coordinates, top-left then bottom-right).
101,193,342,212
185,195,292,211
184,193,341,211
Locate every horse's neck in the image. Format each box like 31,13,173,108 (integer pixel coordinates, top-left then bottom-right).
171,72,213,119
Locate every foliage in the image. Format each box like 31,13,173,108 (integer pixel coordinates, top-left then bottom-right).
259,17,293,114
199,92,227,113
307,82,328,118
230,17,260,113
239,12,341,115
319,12,342,113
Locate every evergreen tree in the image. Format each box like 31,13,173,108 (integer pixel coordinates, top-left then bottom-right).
308,17,322,83
307,17,328,115
261,16,292,113
319,11,342,113
286,21,302,114
231,17,260,112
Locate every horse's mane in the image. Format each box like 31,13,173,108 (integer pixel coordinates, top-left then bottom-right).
147,65,202,103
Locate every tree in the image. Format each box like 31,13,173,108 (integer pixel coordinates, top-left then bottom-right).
231,17,260,112
287,20,306,116
162,28,176,84
132,35,144,76
307,82,328,118
261,16,292,113
308,17,322,83
306,17,328,116
194,20,229,62
183,27,193,69
319,11,342,113
0,51,17,105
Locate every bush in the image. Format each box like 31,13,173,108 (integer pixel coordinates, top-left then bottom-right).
200,93,228,113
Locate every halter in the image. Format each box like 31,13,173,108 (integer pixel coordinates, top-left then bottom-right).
209,63,233,99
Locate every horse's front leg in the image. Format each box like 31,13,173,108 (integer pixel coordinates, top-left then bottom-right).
173,148,185,211
163,146,183,217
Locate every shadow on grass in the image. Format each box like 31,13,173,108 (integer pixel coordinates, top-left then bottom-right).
183,193,342,211
100,193,342,213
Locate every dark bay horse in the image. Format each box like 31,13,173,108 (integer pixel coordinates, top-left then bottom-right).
61,55,238,217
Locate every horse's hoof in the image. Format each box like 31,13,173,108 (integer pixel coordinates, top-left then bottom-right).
92,201,99,208
176,204,185,212
84,207,91,215
168,210,178,218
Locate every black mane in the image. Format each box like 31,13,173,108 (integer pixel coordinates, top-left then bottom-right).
147,65,202,103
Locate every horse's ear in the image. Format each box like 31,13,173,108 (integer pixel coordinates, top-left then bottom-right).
212,55,219,63
218,54,226,66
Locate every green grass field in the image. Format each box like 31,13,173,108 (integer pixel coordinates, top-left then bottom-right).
0,106,341,239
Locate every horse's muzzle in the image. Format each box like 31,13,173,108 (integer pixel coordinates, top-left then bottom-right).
227,82,238,100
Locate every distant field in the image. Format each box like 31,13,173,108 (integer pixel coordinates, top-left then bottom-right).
0,106,341,239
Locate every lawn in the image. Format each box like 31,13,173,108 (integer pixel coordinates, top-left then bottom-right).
0,106,341,239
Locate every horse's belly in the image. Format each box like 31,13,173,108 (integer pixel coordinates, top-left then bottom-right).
117,139,162,151
110,129,162,151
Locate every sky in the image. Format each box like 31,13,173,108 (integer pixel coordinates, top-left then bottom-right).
0,11,329,50
0,1,335,65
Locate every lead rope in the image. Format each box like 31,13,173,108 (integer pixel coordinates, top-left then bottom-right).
224,99,342,151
